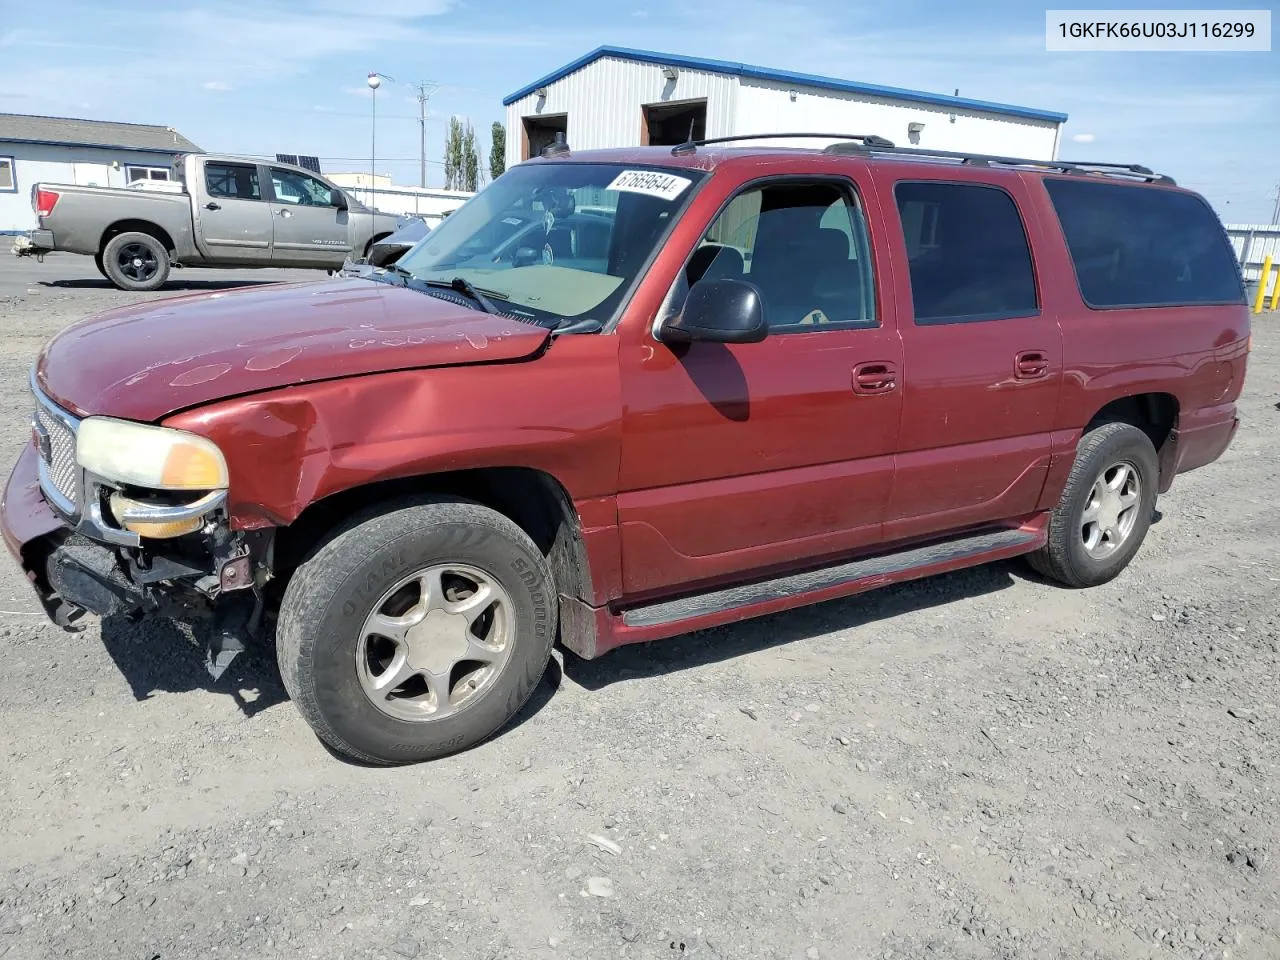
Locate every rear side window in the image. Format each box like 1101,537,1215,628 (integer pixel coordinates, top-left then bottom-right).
205,163,262,201
1044,178,1244,309
895,182,1039,325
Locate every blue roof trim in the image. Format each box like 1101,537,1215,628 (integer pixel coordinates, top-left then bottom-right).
503,46,1068,124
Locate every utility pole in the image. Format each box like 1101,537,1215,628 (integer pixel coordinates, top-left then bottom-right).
410,81,438,188
367,72,394,206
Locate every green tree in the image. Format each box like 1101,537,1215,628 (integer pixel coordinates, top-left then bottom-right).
444,117,464,191
462,121,479,192
490,122,506,180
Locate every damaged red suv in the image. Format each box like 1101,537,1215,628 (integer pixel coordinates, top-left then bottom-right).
2,135,1249,764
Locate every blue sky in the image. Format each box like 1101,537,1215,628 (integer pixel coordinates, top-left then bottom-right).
2,0,1276,221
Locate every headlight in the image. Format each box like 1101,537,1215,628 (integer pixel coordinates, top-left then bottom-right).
76,418,229,491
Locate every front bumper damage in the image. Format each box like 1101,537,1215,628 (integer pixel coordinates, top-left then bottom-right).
2,435,268,679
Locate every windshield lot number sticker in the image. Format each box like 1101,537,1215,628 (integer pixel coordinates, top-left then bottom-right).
607,170,692,201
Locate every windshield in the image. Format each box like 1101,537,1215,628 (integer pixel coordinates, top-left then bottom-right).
393,162,706,326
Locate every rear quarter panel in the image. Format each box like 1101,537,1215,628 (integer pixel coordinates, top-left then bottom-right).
43,184,196,257
1019,175,1249,502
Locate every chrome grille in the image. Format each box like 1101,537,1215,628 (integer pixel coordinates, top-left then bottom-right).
33,391,79,511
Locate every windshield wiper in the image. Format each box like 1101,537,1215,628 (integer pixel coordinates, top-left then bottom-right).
550,316,603,335
419,277,502,315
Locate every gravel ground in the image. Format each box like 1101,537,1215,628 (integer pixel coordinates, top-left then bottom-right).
0,253,1278,960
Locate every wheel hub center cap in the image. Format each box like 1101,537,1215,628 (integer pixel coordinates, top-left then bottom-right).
1097,489,1124,533
133,258,143,267
404,609,469,674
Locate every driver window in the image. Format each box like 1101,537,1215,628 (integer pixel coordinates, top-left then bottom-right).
270,167,333,206
669,180,878,333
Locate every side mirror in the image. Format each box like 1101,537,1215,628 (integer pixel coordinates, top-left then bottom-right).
332,190,349,210
662,278,767,344
513,246,541,267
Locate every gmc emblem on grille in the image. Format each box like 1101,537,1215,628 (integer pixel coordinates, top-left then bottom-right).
32,418,51,463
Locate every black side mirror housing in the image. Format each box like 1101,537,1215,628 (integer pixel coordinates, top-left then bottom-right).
332,190,349,210
662,278,767,344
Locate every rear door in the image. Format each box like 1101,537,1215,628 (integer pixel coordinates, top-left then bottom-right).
197,161,273,262
617,174,902,597
880,173,1063,542
266,166,351,266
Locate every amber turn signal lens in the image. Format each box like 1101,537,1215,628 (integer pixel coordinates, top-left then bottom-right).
160,441,228,490
109,493,204,539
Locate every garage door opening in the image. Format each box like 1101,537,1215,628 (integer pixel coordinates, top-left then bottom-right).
522,114,568,160
641,99,708,147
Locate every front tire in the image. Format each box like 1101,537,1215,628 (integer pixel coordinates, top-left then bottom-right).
1029,422,1159,587
276,498,557,765
101,231,170,291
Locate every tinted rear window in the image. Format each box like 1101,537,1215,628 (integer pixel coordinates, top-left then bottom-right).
1044,178,1243,309
894,181,1039,325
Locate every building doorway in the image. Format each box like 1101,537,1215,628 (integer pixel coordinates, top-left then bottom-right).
521,114,568,160
641,99,707,146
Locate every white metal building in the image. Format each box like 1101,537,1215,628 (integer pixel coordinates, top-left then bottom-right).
0,114,201,233
504,47,1067,168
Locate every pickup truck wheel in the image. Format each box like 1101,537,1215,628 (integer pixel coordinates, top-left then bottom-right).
276,498,557,765
1028,422,1158,588
101,231,170,291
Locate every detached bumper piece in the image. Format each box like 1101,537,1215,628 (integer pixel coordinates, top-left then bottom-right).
45,540,148,619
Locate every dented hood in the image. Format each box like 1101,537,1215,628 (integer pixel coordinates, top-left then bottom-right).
36,278,551,422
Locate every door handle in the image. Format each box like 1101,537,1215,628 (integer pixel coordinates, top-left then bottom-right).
275,209,293,219
205,202,221,210
852,362,898,395
1015,351,1050,380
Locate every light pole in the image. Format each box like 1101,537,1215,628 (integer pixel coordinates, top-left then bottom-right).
367,71,394,207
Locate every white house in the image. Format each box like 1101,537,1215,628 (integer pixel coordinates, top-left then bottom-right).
504,47,1067,167
0,114,201,233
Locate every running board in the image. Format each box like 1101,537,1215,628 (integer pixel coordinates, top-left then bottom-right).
621,527,1039,629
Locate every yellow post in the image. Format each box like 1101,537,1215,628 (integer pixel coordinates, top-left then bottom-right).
1270,261,1280,312
1254,255,1273,314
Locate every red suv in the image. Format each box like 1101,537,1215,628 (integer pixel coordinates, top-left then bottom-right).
2,135,1249,764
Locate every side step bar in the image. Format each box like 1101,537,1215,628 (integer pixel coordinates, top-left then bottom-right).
621,527,1039,629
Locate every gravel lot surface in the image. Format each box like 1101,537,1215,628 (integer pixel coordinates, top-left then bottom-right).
0,253,1278,960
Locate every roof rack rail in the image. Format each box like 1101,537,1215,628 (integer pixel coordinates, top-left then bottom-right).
820,141,1175,184
670,132,895,156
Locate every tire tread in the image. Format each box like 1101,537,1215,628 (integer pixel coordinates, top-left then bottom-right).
1030,421,1158,588
276,496,556,765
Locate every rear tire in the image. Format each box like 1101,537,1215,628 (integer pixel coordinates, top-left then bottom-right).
101,231,170,291
1029,422,1158,587
276,498,557,765
93,251,108,280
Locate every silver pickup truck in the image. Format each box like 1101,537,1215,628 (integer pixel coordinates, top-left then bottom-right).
26,153,402,291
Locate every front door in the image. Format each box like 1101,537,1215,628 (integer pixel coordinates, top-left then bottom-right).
881,175,1063,542
617,176,902,598
198,161,273,263
266,166,351,266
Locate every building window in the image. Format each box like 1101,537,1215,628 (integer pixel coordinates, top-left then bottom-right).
125,165,171,183
0,157,15,193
